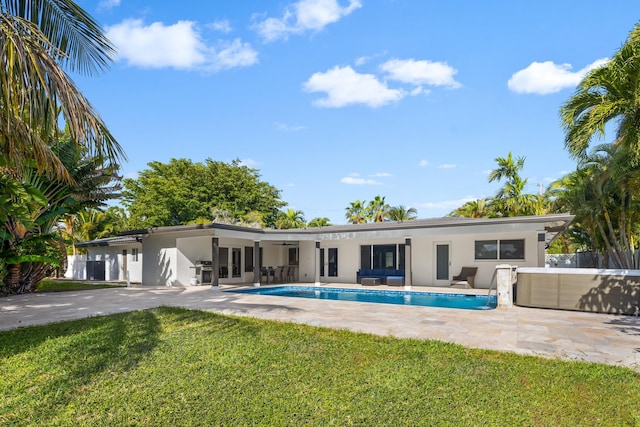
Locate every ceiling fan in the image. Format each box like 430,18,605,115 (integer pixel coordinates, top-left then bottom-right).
271,241,298,246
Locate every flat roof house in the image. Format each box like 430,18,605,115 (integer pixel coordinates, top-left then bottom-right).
75,214,573,289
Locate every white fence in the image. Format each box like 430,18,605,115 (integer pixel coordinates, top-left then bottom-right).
545,252,601,268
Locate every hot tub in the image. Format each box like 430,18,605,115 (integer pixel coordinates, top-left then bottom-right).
516,267,640,315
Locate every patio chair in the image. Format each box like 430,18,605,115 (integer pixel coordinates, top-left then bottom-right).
286,266,295,282
260,267,275,285
450,267,478,288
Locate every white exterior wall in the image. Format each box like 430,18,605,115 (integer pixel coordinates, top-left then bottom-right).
146,231,302,285
65,254,87,280
126,247,143,283
131,218,555,287
143,234,179,285
313,225,545,288
410,230,541,288
65,243,142,283
297,240,316,283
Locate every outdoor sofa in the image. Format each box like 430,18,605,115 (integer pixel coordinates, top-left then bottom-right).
357,269,405,285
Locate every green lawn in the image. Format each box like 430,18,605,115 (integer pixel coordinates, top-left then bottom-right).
35,280,126,292
0,307,638,426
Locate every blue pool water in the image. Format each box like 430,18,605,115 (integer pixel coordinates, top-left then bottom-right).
229,286,497,310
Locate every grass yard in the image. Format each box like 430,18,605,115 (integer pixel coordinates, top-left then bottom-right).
35,280,126,292
1,307,638,426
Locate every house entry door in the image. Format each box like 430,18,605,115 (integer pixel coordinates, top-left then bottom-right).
434,242,450,286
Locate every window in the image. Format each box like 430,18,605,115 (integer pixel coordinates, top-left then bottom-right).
132,248,139,262
360,244,405,269
360,245,372,269
232,248,241,278
328,248,338,277
499,239,525,260
475,240,497,260
244,246,253,272
219,248,229,278
373,245,396,269
288,247,299,265
475,239,524,260
320,248,325,276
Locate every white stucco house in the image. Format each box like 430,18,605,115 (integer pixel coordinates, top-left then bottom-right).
73,214,573,289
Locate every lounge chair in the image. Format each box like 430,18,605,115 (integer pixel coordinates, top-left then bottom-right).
450,267,478,288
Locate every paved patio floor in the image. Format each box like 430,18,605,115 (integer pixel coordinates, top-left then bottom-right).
1,283,639,372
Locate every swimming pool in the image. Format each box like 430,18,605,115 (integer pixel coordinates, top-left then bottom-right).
229,286,497,310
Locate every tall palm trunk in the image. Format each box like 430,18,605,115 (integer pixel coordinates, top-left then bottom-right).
5,263,21,292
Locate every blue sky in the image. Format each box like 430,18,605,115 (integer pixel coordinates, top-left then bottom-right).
73,0,639,224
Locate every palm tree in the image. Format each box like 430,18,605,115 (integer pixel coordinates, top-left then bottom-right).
345,200,368,224
386,205,418,221
562,24,640,161
448,199,492,218
488,152,536,216
549,144,640,268
307,217,332,227
275,208,306,229
367,195,389,223
2,138,122,293
0,0,125,180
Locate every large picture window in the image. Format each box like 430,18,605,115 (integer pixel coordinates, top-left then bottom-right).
499,239,525,260
360,244,405,269
373,245,396,269
475,240,497,260
475,239,524,260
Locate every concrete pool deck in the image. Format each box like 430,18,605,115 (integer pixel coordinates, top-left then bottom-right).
1,283,639,372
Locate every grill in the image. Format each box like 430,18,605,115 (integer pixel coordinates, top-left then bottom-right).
192,260,212,285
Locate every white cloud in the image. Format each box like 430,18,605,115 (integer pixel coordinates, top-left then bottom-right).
99,0,120,9
417,196,477,211
371,172,392,177
354,56,369,66
419,160,429,167
239,158,260,167
303,65,405,108
354,51,388,67
381,59,462,88
410,86,428,96
438,164,456,169
254,0,362,42
106,19,258,72
275,122,307,131
341,176,381,185
507,58,608,95
213,39,259,71
209,19,233,33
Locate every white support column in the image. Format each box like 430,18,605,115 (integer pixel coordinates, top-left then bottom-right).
537,232,546,267
253,240,260,287
495,264,516,308
404,238,412,290
212,237,220,289
314,242,321,286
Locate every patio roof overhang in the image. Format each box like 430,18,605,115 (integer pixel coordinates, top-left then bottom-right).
75,235,143,248
78,214,574,247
